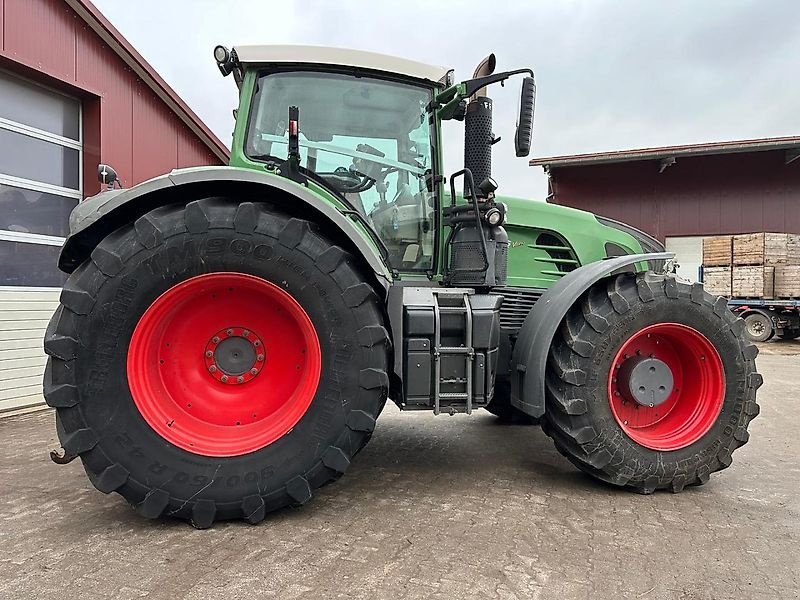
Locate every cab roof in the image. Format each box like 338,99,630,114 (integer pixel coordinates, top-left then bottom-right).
233,45,451,85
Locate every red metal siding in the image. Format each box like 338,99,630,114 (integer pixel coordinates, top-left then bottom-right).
0,0,224,196
550,150,800,241
3,0,77,82
132,84,179,183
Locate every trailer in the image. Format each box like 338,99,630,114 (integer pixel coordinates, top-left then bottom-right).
729,299,800,342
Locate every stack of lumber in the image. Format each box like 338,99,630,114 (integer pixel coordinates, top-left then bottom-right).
732,266,774,298
774,266,800,298
702,265,732,296
733,233,795,266
702,233,800,299
703,235,733,267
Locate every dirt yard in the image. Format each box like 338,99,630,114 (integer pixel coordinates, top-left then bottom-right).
1,346,797,599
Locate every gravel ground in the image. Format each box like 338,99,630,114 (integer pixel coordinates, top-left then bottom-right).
1,346,798,600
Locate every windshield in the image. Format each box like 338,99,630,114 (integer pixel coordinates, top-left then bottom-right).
246,71,436,270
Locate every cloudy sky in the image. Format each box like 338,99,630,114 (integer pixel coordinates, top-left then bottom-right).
93,0,800,199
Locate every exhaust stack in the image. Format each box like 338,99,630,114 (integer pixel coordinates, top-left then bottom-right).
464,54,496,196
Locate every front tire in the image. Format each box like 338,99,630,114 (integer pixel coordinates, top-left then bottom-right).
542,273,761,494
44,199,389,527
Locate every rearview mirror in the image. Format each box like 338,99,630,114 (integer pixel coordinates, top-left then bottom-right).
515,76,536,157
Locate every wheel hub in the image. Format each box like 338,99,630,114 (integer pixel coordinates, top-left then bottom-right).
204,327,264,385
607,323,725,451
618,356,674,407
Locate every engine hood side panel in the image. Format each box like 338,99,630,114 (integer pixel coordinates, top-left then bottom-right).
497,195,645,289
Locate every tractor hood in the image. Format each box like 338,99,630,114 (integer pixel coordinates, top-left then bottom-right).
497,195,663,287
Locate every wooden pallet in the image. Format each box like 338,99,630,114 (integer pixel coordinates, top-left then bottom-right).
789,234,800,264
733,233,793,266
702,236,733,267
775,265,800,298
732,265,774,299
703,266,731,296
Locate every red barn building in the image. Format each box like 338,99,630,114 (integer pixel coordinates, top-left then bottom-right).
0,0,228,412
531,137,800,282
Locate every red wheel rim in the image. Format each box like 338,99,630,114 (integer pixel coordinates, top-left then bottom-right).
607,323,725,451
127,273,321,457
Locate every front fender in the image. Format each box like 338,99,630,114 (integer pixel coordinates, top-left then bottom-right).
60,166,392,288
510,252,673,417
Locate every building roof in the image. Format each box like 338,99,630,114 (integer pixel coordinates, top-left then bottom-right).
234,45,451,84
530,136,800,169
65,0,230,163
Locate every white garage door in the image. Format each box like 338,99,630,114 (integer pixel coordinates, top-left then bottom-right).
0,71,81,413
665,236,704,283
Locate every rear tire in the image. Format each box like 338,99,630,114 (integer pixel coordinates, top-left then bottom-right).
44,199,389,527
542,273,761,494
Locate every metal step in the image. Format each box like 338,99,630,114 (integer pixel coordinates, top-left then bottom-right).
439,392,469,400
433,291,474,416
437,346,472,354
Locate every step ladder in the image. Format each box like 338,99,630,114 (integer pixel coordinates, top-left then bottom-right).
432,291,475,415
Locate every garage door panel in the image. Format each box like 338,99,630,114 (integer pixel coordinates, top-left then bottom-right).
0,329,49,342
0,346,48,360
0,383,43,402
0,365,46,381
0,289,63,302
0,374,43,390
0,355,47,372
666,236,704,283
0,320,51,332
0,72,78,414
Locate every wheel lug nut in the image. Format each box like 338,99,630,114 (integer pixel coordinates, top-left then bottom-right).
254,341,261,347
221,375,228,383
250,368,258,375
226,329,233,336
212,336,219,344
243,329,250,337
205,350,213,358
257,354,264,361
237,376,244,383
208,365,217,373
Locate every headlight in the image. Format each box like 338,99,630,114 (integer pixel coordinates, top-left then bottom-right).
485,207,503,226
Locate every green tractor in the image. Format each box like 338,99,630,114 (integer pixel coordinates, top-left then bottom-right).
45,46,761,527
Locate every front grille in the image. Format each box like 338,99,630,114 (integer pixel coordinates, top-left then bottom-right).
495,286,545,333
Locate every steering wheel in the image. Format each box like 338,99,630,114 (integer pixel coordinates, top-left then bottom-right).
317,167,375,193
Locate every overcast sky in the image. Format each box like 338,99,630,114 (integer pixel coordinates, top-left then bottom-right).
93,0,800,199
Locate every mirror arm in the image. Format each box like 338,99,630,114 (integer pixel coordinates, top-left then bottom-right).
462,68,533,98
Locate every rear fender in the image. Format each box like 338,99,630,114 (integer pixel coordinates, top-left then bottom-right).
510,252,673,417
59,166,392,289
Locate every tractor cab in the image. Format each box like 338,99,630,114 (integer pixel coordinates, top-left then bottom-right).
216,45,535,285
